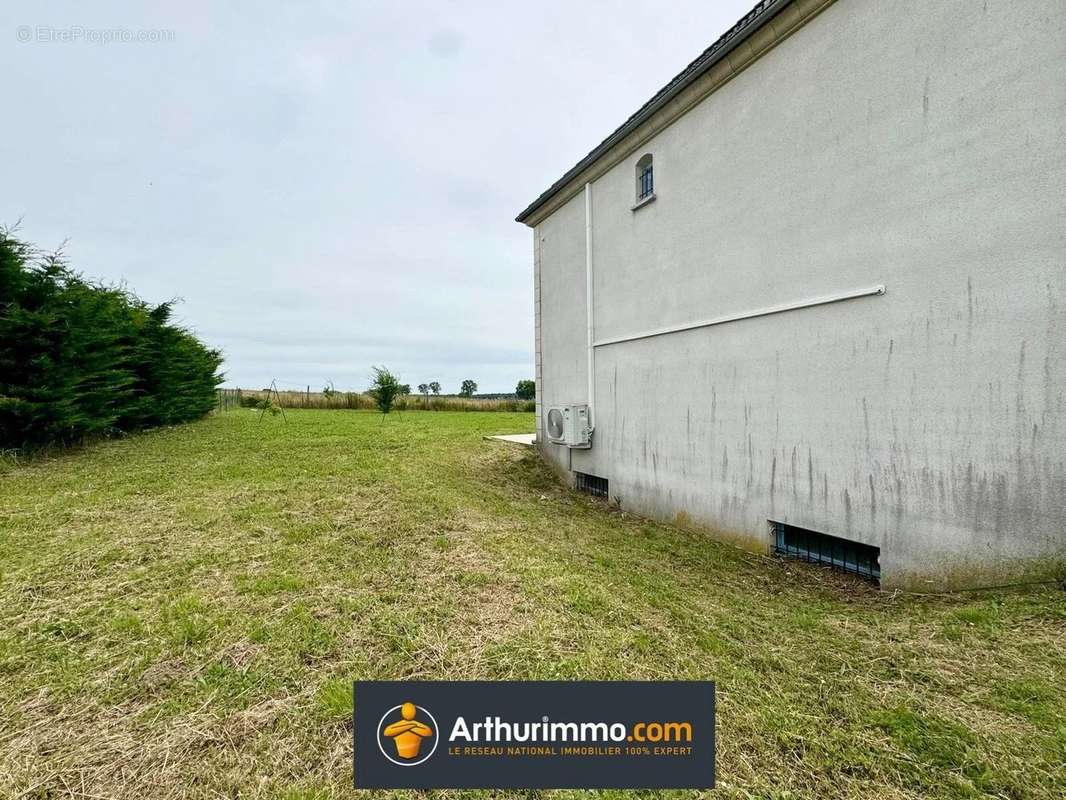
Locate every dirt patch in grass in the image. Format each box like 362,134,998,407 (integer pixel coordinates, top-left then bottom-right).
0,409,1063,799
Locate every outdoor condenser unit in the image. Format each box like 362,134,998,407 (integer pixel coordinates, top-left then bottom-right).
545,404,592,448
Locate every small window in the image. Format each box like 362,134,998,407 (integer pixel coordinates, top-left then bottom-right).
636,153,653,202
575,471,609,498
770,521,881,582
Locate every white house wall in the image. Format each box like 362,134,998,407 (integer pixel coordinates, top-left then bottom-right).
532,0,1066,589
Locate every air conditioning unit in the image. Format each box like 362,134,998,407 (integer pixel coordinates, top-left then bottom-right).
545,404,592,448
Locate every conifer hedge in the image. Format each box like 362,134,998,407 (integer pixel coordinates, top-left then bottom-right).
0,230,223,449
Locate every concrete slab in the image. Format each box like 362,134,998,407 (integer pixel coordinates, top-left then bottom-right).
486,433,536,446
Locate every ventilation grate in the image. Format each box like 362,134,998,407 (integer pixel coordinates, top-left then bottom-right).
771,521,880,582
575,472,609,498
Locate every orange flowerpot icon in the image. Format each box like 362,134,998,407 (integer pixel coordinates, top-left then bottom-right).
383,702,434,759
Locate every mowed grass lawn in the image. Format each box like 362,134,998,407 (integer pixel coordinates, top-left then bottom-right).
0,410,1063,799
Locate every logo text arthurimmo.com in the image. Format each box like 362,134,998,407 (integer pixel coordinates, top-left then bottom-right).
449,716,692,744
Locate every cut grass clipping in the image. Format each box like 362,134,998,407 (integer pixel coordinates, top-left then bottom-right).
0,410,1063,799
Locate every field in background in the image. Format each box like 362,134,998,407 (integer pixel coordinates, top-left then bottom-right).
217,387,535,413
0,409,1063,799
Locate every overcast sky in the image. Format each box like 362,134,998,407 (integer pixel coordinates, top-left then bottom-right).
2,1,754,393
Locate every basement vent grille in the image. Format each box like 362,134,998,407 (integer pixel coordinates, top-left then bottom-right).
771,521,881,582
575,472,609,498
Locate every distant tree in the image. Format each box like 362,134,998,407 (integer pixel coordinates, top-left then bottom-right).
428,381,441,395
368,366,403,415
399,383,411,396
459,379,478,398
515,379,535,400
417,383,430,407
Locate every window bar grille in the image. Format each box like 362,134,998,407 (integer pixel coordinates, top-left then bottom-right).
575,472,609,498
639,165,654,199
770,521,880,581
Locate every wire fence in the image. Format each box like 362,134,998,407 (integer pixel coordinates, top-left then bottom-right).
216,388,534,413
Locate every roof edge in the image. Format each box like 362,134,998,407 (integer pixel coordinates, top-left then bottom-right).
515,0,794,225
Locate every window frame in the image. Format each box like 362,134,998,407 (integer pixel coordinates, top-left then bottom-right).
633,153,655,210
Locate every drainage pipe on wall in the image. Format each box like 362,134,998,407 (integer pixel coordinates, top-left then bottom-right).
592,284,887,348
584,182,595,433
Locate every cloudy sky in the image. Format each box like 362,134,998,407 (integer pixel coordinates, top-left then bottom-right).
2,0,753,393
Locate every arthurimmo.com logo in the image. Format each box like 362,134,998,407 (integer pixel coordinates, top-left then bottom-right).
376,701,438,766
355,681,715,789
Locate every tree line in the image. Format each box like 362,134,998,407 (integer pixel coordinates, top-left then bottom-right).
0,230,223,449
409,378,534,403
368,371,534,414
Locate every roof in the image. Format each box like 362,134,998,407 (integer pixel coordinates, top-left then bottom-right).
515,0,792,225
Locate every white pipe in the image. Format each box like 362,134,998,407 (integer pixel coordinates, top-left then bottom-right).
584,182,595,432
593,284,886,348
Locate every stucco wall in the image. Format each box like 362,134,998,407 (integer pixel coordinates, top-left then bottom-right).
531,0,1066,589
536,191,591,476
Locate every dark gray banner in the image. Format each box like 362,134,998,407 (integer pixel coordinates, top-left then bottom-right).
353,680,715,789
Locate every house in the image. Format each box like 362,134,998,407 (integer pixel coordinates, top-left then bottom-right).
516,0,1065,590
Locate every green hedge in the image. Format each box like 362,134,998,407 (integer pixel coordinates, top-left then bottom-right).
0,230,222,449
